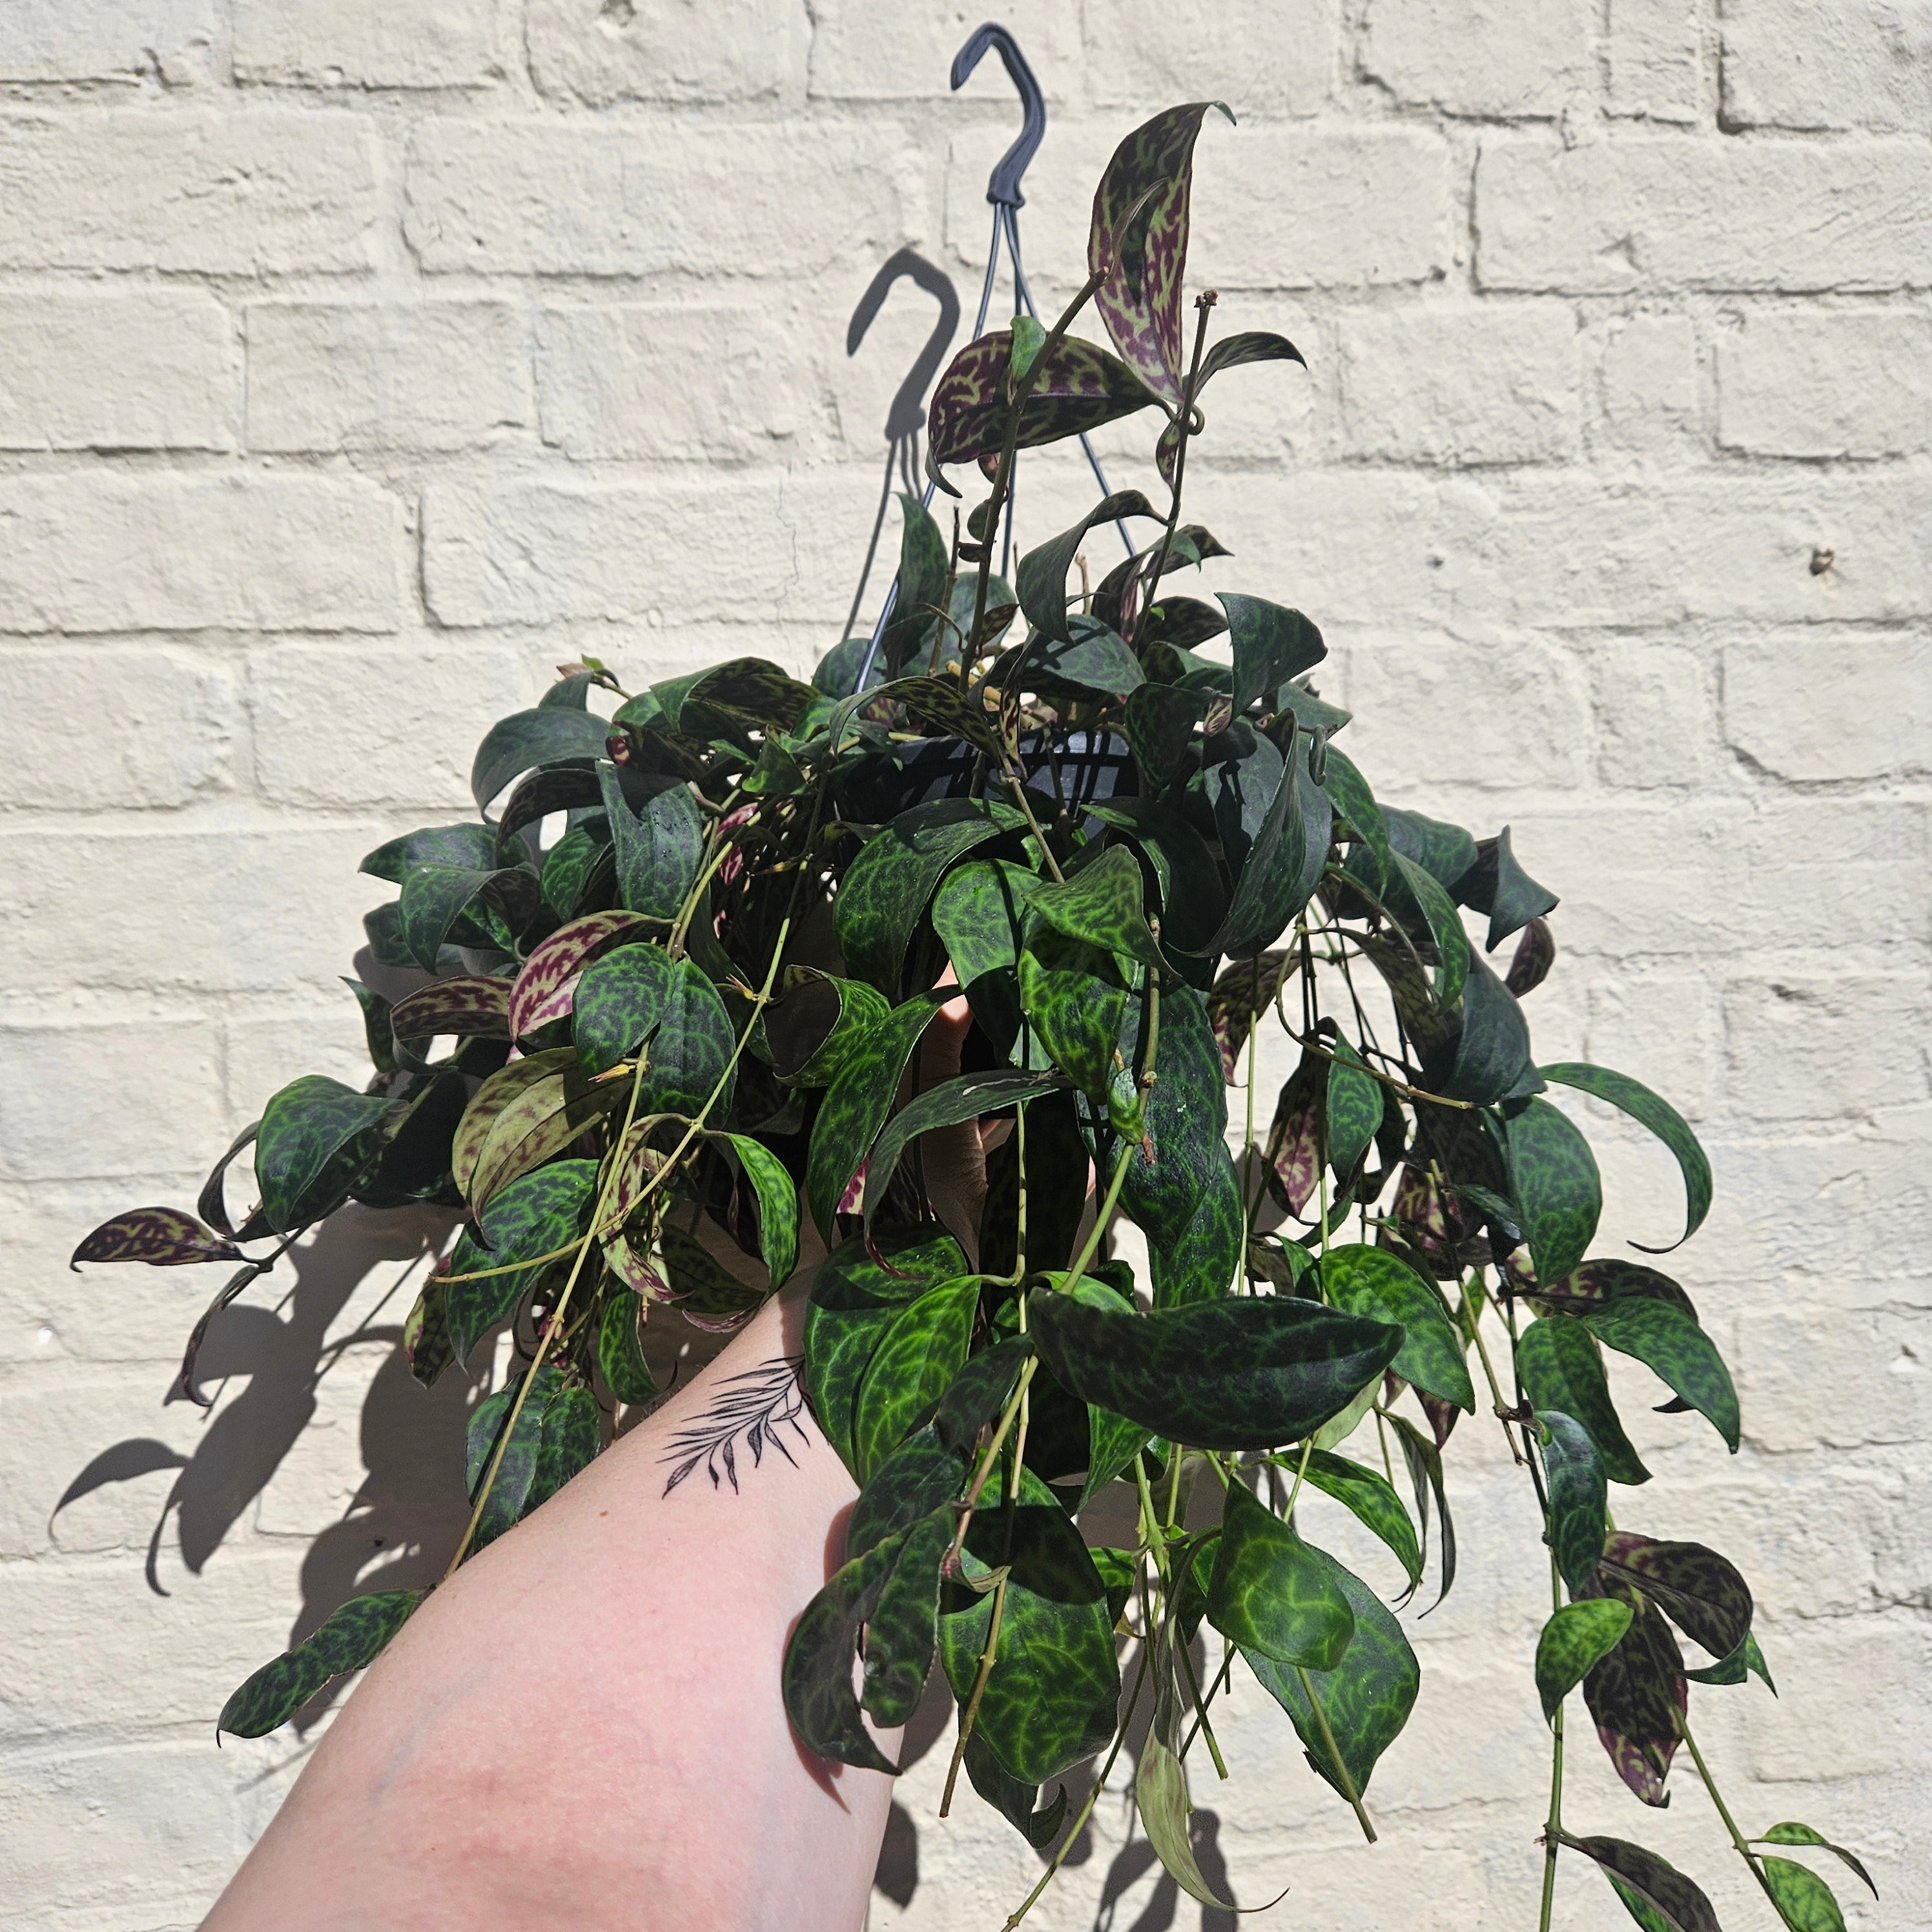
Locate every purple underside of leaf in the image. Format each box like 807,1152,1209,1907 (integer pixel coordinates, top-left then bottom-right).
71,1206,242,1268
508,909,654,1038
925,331,1160,469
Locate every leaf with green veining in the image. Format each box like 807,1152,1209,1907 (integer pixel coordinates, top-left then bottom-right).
1319,1244,1474,1412
446,1160,599,1362
860,1069,1066,1235
717,1132,799,1292
1015,491,1161,646
1559,1834,1723,1932
1541,1062,1712,1252
1582,1299,1739,1452
1018,929,1135,1122
1536,1598,1634,1723
360,821,499,885
861,1505,954,1728
1029,844,1171,976
71,1206,242,1269
597,1288,659,1406
1599,1532,1753,1661
255,1074,397,1235
1027,1290,1403,1452
218,1590,420,1738
1124,682,1205,790
1321,1036,1382,1182
1759,1857,1847,1932
524,1379,600,1514
1540,1409,1610,1593
1390,851,1469,1012
1756,1826,1876,1901
850,1275,980,1484
597,765,703,923
1080,797,1229,967
471,706,613,812
1208,1478,1353,1667
398,863,541,970
781,1523,905,1773
1506,1097,1603,1291
1518,1314,1650,1486
879,491,951,673
834,797,1025,998
640,959,737,1123
1453,826,1560,952
508,909,655,1039
848,1423,967,1561
765,971,892,1089
1287,1448,1422,1595
932,859,1042,1060
1219,593,1326,716
571,941,674,1077
1242,1543,1419,1800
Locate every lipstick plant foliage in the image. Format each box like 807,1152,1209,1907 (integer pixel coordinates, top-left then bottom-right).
77,102,1871,1932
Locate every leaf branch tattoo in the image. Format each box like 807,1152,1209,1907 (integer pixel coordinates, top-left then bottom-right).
659,1355,811,1497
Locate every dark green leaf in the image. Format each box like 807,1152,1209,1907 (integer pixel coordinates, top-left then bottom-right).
1386,1409,1457,1610
1683,1628,1775,1691
1026,1290,1403,1451
850,1275,979,1483
765,971,892,1089
1016,491,1160,646
1017,929,1135,1122
1200,739,1323,958
218,1590,420,1738
1506,1098,1603,1292
1087,101,1233,404
719,1132,799,1291
1208,1479,1353,1666
508,908,655,1039
1029,844,1170,976
597,766,703,923
1290,1448,1422,1594
571,941,674,1077
446,1160,599,1362
397,863,540,972
1536,1598,1634,1723
1756,1826,1875,1900
860,1071,1067,1230
1579,1594,1685,1805
360,821,498,885
934,1332,1033,1454
881,492,951,673
861,1505,954,1727
927,333,1162,473
848,1423,967,1561
1218,593,1326,716
1082,797,1229,963
932,859,1042,1060
640,960,737,1122
1434,948,1540,1106
1541,1063,1712,1251
1319,1244,1474,1412
1005,613,1146,698
1559,1834,1723,1932
1242,1543,1419,1799
963,1730,1069,1848
525,1380,600,1514
1124,683,1204,790
471,706,613,814
255,1074,395,1235
834,797,1025,998
1582,1300,1739,1452
1760,1858,1847,1932
1519,1314,1650,1486
1325,1038,1382,1180
1541,1410,1610,1593
782,1526,904,1773
1452,826,1560,952
1384,807,1479,889
1390,852,1470,1012
1537,1259,1699,1320
597,1289,659,1406
805,992,944,1238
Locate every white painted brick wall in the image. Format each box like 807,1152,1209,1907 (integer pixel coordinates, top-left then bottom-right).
0,5,1924,1929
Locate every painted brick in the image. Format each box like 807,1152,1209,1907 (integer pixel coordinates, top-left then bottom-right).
404,119,920,278
1724,633,1930,781
0,111,380,275
1608,0,1703,121
807,3,1082,101
1089,0,1337,117
0,1023,225,1181
420,472,878,627
0,0,215,84
0,291,236,453
234,0,508,88
1723,974,1931,1119
537,303,830,461
1591,639,1712,785
246,639,528,809
245,301,529,453
1338,305,1579,464
1721,0,1932,131
1594,309,1700,449
0,646,236,810
1585,971,1716,1118
1716,309,1932,458
1361,0,1594,118
532,0,788,105
0,474,402,636
1476,134,1932,293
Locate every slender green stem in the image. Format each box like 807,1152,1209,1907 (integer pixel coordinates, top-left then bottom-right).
1284,1433,1315,1519
946,1357,1041,1572
940,1569,1010,1815
1127,293,1217,648
1677,1714,1800,1928
1299,1664,1377,1844
1133,1448,1169,1581
1282,1025,1475,1110
1174,1628,1229,1780
1538,1547,1566,1932
1062,1140,1134,1300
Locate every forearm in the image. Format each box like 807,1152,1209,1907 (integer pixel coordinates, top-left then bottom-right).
206,1285,896,1932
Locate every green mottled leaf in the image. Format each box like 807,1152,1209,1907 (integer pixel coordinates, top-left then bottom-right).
1324,1036,1382,1180
963,1730,1069,1848
719,1133,799,1291
1683,1627,1775,1691
1756,1827,1875,1901
1760,1858,1847,1932
218,1590,420,1738
255,1075,396,1236
1030,844,1170,976
932,859,1042,1060
1582,1299,1739,1452
360,821,498,885
781,1524,903,1773
466,1060,619,1212
1083,797,1228,961
881,492,950,673
71,1206,242,1269
1390,852,1469,1012
404,1275,453,1387
1559,1835,1722,1932
940,1498,1120,1783
1208,1479,1353,1667
524,1379,599,1514
1519,1314,1650,1486
641,959,737,1122
848,1423,967,1561
446,1160,599,1362
508,909,655,1039
861,1506,954,1728
571,941,674,1077
1290,1448,1422,1594
1384,807,1479,890
1088,101,1233,405
1124,682,1204,790
1018,929,1135,1124
1243,1545,1419,1800
1319,1244,1474,1412
1007,613,1146,698
597,1288,659,1405
927,332,1162,474
1541,1410,1609,1593
834,797,1025,998
1319,746,1391,876
1453,826,1559,952
1536,1598,1634,1723
805,992,944,1238
1506,1097,1603,1292
1219,593,1326,716
1541,1063,1712,1251
763,972,890,1091
1027,1290,1403,1452
860,1070,1067,1233
850,1275,979,1483
1016,491,1160,646
1386,1410,1457,1610
397,863,541,971
471,707,613,812
597,766,703,923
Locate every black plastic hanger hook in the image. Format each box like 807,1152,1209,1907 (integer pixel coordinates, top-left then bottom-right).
951,23,1045,209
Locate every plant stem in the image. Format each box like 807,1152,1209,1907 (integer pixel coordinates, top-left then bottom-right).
1062,1139,1135,1299
1677,1713,1800,1929
1282,1025,1475,1111
940,1569,1010,1815
1538,1548,1566,1932
1127,293,1217,648
1174,1628,1229,1780
1299,1664,1377,1844
946,1355,1040,1574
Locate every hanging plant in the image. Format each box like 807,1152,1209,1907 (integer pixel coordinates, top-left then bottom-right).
75,101,1871,1932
